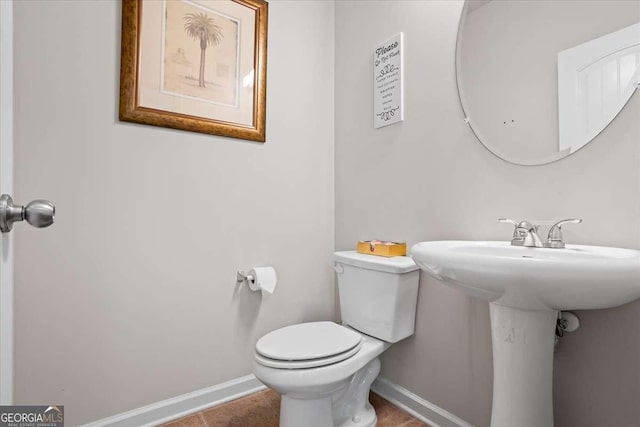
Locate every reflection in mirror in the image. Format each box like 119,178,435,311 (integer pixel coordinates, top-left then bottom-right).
457,0,640,165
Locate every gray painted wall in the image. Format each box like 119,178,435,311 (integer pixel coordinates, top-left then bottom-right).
13,1,334,425
335,1,640,426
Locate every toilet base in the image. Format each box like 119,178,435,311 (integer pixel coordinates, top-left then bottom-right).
280,395,334,427
333,358,380,427
335,406,376,427
278,394,377,427
275,357,382,427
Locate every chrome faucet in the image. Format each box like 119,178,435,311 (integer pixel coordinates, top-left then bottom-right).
499,218,542,247
499,218,582,248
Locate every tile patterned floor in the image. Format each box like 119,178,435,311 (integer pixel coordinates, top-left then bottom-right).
160,389,431,427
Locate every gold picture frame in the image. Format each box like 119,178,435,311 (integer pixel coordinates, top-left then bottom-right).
119,0,268,142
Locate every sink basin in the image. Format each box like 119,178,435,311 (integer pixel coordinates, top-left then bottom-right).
411,240,640,310
411,240,640,427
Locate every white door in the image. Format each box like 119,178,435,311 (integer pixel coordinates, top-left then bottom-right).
0,1,55,404
0,0,14,405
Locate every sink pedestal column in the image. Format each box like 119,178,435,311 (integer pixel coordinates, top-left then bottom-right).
489,303,557,427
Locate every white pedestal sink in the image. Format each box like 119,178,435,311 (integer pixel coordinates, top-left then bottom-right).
411,241,640,427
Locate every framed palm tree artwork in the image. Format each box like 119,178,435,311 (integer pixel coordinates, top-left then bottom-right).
119,0,268,142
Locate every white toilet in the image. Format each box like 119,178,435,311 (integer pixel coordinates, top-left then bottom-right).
252,251,420,427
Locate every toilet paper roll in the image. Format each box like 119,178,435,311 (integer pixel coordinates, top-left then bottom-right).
249,267,277,295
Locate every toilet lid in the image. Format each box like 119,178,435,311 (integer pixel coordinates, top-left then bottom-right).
255,321,362,361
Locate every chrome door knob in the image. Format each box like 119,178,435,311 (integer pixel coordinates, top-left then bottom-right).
0,194,55,233
24,200,55,228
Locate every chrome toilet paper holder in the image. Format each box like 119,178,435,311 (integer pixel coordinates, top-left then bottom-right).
236,270,255,286
236,267,277,295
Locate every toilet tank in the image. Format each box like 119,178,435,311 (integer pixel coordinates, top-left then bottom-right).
334,251,420,343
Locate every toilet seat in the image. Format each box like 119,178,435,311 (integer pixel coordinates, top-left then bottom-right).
255,342,363,369
255,321,363,369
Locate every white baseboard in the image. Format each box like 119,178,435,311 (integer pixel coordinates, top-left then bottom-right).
371,376,474,427
82,374,266,427
82,373,472,427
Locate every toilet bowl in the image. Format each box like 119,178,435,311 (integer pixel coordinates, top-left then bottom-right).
252,251,420,427
253,322,390,427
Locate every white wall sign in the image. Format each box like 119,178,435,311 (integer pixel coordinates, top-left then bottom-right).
373,33,404,129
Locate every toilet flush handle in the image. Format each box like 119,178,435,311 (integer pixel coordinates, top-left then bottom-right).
334,263,344,274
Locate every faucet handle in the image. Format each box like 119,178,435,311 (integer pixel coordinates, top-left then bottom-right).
498,218,520,239
498,218,519,227
545,219,582,249
499,218,537,230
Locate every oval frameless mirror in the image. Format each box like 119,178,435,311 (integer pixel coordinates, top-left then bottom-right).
456,0,640,165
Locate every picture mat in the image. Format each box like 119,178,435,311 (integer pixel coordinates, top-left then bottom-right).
138,0,255,127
